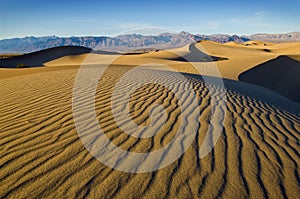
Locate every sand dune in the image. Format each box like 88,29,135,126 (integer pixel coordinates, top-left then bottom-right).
0,66,299,198
244,40,274,46
0,46,91,68
157,43,227,62
0,41,299,198
239,56,300,103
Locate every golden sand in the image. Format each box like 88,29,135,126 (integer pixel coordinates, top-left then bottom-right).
0,41,299,198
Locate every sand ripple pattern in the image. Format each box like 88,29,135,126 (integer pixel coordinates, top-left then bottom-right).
0,67,299,198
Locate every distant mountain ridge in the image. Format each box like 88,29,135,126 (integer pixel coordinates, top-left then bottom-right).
1,31,299,53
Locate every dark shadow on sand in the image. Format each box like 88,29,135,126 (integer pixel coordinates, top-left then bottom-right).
179,71,300,113
239,55,300,104
166,43,228,62
0,46,92,68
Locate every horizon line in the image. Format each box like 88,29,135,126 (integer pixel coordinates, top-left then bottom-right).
1,31,300,40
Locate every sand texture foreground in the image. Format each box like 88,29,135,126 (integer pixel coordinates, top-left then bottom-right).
0,42,300,198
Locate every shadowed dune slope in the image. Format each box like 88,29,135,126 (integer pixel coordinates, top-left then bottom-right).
163,43,228,62
239,56,300,103
0,46,92,68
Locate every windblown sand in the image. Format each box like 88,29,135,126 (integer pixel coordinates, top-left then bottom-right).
0,41,299,198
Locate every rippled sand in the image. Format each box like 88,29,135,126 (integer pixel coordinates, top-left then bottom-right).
0,41,299,198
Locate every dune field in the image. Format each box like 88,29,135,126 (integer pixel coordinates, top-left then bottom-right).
0,41,299,198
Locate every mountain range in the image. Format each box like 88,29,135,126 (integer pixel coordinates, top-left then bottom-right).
1,31,299,53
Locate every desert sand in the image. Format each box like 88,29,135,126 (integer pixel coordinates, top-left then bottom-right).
0,41,299,198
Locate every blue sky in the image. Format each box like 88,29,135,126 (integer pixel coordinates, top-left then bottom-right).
0,0,299,39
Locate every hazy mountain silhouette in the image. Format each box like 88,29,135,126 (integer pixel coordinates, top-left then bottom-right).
0,32,299,53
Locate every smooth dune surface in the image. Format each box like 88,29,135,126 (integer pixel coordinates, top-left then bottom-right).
239,56,300,103
0,46,92,68
0,41,300,198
